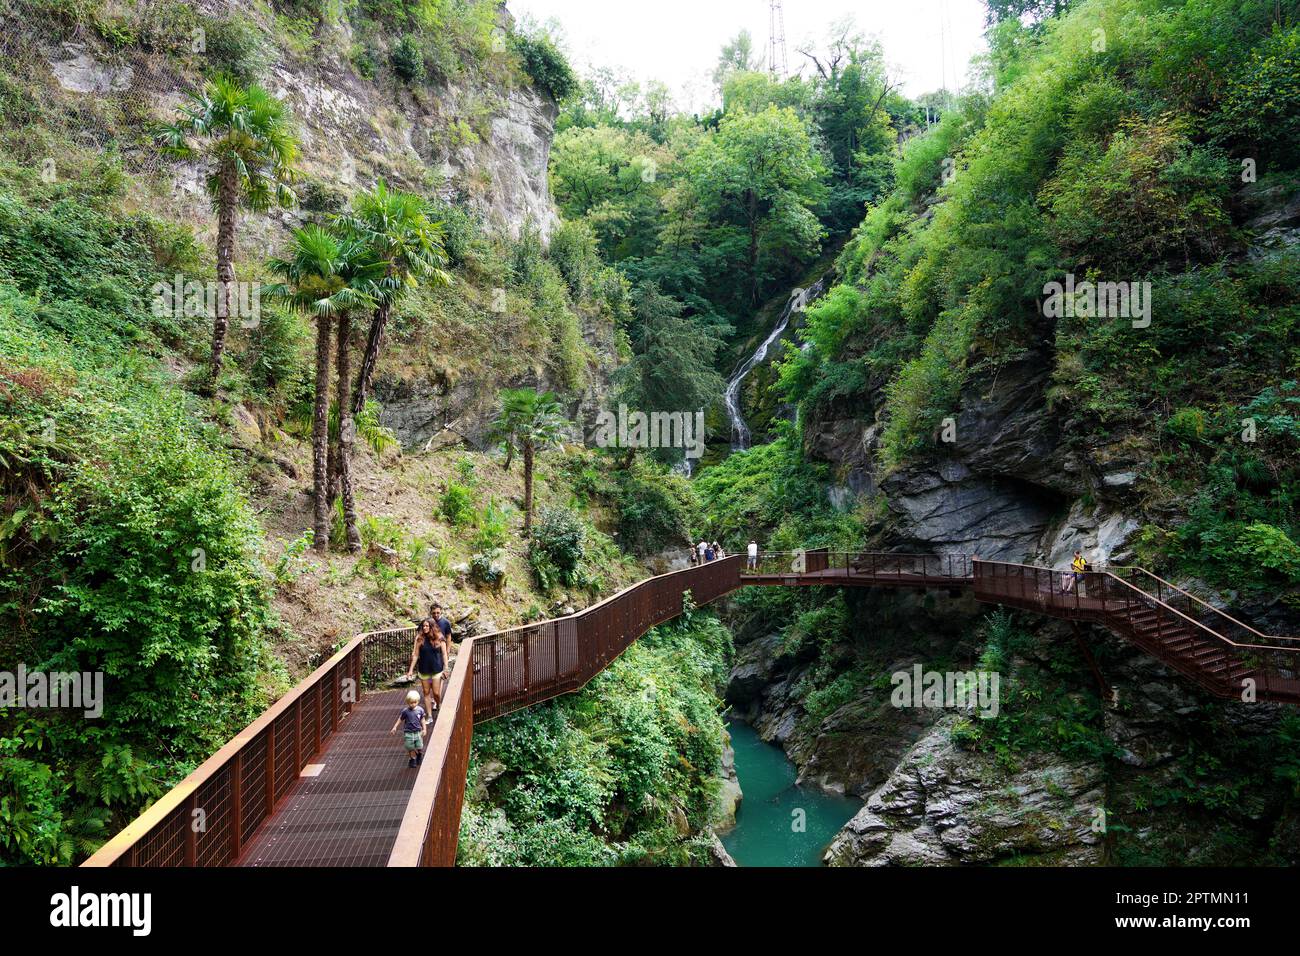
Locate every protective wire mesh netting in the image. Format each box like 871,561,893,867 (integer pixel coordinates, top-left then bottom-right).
0,0,227,179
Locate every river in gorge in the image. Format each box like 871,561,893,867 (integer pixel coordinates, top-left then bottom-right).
720,719,862,867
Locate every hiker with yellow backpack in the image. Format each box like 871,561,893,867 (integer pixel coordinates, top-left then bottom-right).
1061,550,1089,593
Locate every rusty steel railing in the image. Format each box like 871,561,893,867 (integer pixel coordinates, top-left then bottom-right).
84,548,1300,869
388,554,745,866
740,549,971,583
972,561,1300,703
82,625,415,868
1109,565,1300,653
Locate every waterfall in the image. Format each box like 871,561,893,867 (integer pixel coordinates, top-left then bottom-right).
723,275,830,451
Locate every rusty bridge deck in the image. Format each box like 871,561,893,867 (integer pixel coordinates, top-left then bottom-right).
83,550,1300,870
235,689,420,867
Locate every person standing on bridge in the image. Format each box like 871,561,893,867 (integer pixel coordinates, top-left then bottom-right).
697,539,707,563
747,540,759,570
407,618,446,716
430,601,454,702
390,690,429,769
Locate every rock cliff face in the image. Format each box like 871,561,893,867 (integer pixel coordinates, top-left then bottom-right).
727,593,1299,866
726,187,1300,865
262,45,559,242
825,715,1106,866
32,3,560,244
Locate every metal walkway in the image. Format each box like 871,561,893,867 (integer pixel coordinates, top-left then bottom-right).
236,689,421,867
84,550,1300,870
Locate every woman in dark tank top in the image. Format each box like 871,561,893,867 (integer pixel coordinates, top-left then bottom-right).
408,618,445,715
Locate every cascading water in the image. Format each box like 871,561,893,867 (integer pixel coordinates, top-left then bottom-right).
723,275,829,451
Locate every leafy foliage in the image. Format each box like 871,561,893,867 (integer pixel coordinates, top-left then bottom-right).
459,612,732,866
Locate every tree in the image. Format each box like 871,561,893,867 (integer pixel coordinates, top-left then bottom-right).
157,75,298,386
982,0,1071,27
713,29,761,91
266,226,375,552
338,181,452,419
685,106,827,308
489,390,570,536
549,125,670,259
616,282,725,464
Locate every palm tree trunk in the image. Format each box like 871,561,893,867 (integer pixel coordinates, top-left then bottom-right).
326,437,340,507
335,312,362,553
212,158,239,386
351,299,390,418
522,441,535,536
312,313,332,553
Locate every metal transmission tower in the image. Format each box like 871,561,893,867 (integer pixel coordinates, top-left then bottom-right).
768,0,788,78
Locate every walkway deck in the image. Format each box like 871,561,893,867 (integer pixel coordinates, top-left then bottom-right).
236,689,423,867
83,551,1300,870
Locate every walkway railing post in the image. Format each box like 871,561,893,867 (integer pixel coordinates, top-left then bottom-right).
265,724,277,818
230,753,243,863
184,794,197,867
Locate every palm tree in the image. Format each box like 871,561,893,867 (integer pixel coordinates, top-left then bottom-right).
489,389,570,536
337,180,452,417
266,226,376,552
158,75,299,386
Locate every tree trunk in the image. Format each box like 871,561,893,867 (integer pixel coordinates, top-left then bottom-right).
312,313,332,553
326,437,340,507
351,299,391,417
502,445,514,472
335,312,362,553
522,441,535,536
211,159,239,387
746,190,760,308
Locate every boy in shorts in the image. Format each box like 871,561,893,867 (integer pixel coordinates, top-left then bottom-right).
390,690,428,768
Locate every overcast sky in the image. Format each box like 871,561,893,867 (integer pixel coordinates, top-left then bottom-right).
509,0,990,111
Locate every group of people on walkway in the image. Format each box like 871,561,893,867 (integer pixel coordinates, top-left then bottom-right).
689,539,762,568
690,539,725,564
391,601,454,769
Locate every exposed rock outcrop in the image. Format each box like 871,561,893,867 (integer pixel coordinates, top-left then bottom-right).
824,716,1107,866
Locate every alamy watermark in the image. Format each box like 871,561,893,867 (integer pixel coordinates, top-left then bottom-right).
1,664,103,718
151,275,261,328
1042,273,1151,328
590,404,706,460
891,665,1000,718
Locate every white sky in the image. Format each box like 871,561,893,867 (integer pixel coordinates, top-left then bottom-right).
508,0,990,111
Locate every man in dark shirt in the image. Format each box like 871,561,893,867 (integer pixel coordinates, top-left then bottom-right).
429,602,455,701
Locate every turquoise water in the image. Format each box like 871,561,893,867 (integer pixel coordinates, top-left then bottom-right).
720,719,863,867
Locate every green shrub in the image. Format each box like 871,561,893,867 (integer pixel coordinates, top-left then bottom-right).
614,458,695,555
469,549,504,589
0,288,284,864
203,14,271,82
470,497,511,553
391,34,426,82
440,481,475,527
1164,406,1206,444
459,613,732,866
528,506,588,591
509,30,578,102
247,301,309,399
